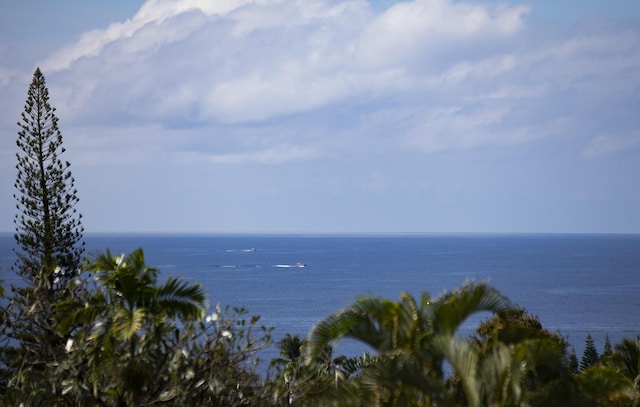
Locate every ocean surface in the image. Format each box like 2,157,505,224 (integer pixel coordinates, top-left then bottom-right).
1,233,639,361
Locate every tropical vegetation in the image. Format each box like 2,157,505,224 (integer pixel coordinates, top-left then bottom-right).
1,66,86,404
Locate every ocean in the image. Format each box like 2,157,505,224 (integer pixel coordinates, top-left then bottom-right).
1,233,639,360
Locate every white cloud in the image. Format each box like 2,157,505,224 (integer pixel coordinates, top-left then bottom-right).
41,0,256,72
37,0,532,128
403,105,512,152
198,144,321,164
4,0,640,167
439,54,518,85
355,0,529,69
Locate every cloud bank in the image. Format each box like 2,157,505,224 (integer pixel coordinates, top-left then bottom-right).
27,0,637,163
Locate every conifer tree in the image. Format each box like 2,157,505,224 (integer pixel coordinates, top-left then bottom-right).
13,67,84,284
580,333,600,371
0,67,85,404
569,347,579,374
603,334,613,356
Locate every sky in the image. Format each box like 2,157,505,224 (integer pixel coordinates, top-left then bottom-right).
1,0,639,234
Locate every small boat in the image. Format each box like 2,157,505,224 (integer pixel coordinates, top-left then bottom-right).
273,263,307,268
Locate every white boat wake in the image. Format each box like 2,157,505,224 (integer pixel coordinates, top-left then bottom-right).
272,263,307,268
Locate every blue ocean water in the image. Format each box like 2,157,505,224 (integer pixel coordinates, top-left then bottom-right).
1,233,639,359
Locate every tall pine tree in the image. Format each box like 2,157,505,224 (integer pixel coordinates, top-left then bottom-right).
13,67,84,284
1,68,86,404
580,333,600,371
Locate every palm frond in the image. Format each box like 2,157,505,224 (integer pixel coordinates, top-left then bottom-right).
113,308,146,341
578,365,638,403
613,336,640,379
432,282,513,336
156,276,206,321
56,293,106,334
433,335,481,407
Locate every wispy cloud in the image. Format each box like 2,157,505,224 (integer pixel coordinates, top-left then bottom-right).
197,144,321,164
583,132,640,158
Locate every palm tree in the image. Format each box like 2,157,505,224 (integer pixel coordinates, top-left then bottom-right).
275,334,305,366
612,336,640,389
467,307,587,407
57,248,207,406
576,365,637,406
305,282,514,406
577,334,640,405
270,334,306,404
440,334,584,407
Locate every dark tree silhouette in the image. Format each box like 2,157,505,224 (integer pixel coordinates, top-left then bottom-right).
580,333,600,371
13,67,84,285
603,334,613,356
569,347,579,374
0,68,85,404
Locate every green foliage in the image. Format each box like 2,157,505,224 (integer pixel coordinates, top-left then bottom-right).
168,304,273,406
0,67,86,404
55,249,207,405
604,334,613,356
609,336,640,389
469,307,584,406
269,333,305,401
577,365,638,406
304,282,515,406
573,335,640,405
569,347,579,374
13,67,84,283
581,333,601,371
51,249,272,406
474,308,561,345
3,264,640,406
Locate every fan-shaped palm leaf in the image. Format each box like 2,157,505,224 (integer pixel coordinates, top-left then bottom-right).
112,308,146,341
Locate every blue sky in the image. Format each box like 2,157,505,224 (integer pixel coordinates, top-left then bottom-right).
1,0,639,234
